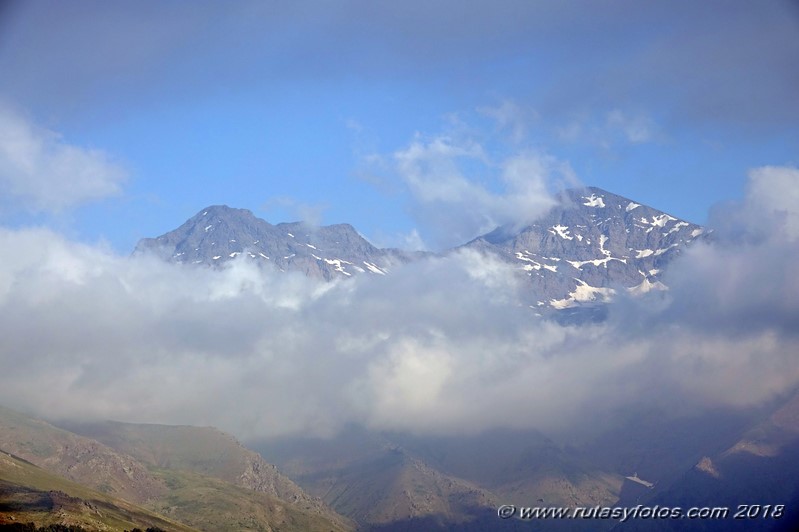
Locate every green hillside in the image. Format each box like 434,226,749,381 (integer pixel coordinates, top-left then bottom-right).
0,450,195,531
0,407,353,532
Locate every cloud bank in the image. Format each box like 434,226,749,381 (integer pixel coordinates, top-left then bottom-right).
1,166,798,442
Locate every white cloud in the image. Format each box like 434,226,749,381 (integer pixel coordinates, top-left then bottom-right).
477,99,538,143
0,106,126,213
557,109,658,148
400,228,427,251
390,133,563,248
745,165,799,240
261,195,328,226
606,109,655,144
705,165,799,245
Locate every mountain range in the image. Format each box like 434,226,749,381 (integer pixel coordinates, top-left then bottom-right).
134,206,425,280
4,394,798,531
134,186,705,314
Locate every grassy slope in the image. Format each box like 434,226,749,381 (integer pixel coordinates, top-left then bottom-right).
147,468,351,532
2,407,353,532
0,450,195,531
62,421,353,530
0,406,166,505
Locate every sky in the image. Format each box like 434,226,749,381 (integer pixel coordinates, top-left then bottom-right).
0,0,797,252
0,1,798,443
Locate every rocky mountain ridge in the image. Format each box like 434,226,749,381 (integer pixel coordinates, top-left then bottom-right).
135,186,704,310
463,186,705,307
134,205,424,281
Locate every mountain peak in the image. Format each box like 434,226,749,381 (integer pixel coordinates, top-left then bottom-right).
188,204,260,224
464,185,703,312
134,207,409,280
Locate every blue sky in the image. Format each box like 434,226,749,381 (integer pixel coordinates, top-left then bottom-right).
1,0,797,252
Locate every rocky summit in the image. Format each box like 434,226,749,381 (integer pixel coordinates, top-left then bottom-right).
134,205,423,281
464,186,705,310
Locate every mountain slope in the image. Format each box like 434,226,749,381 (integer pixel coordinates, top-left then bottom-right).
255,430,498,530
0,450,195,531
255,427,623,531
134,205,420,280
60,420,349,528
464,186,704,309
0,406,167,505
387,428,623,509
0,407,353,531
614,390,799,531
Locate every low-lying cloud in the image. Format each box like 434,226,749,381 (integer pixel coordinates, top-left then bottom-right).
1,166,798,442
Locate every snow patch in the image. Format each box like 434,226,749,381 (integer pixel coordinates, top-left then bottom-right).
664,221,690,235
548,224,573,240
566,256,626,269
582,193,606,208
625,202,640,212
324,258,353,276
628,278,668,295
363,261,386,275
550,279,615,308
599,234,611,256
640,213,677,228
654,243,679,256
516,251,558,272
